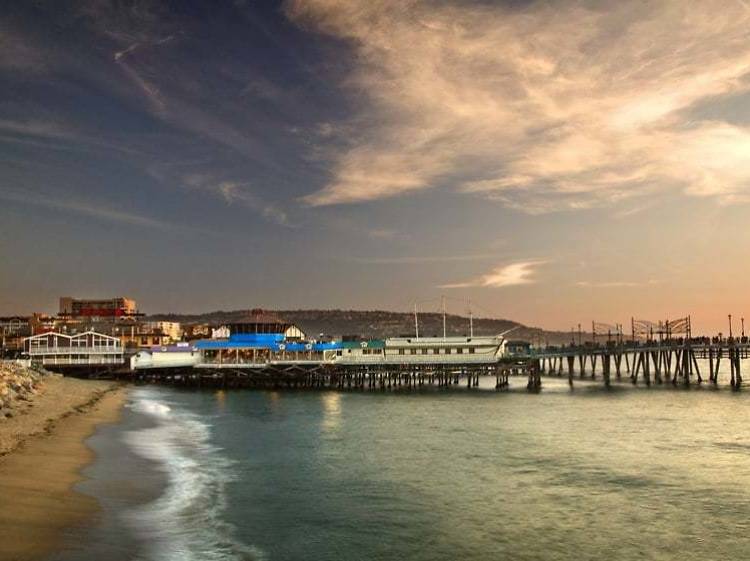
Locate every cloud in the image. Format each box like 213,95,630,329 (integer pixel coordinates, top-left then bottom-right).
0,188,176,231
441,260,544,288
288,0,750,210
366,228,398,240
216,181,293,227
173,173,293,227
576,280,660,288
346,252,500,264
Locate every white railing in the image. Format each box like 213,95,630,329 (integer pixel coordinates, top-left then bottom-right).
335,353,499,365
33,356,124,365
27,346,122,355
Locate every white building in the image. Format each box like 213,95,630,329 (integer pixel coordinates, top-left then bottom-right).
129,343,200,370
24,331,124,366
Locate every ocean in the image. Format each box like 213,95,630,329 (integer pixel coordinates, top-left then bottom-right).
49,374,750,561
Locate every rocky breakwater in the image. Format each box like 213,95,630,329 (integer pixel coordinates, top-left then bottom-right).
0,361,55,419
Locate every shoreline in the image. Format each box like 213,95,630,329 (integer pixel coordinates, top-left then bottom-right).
0,377,128,561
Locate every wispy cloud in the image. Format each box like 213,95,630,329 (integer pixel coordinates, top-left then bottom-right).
289,1,750,210
0,188,175,231
576,280,660,288
175,173,292,227
216,182,293,227
441,260,545,289
367,228,399,240
345,252,501,265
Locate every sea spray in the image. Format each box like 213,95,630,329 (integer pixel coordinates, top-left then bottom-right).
123,388,262,561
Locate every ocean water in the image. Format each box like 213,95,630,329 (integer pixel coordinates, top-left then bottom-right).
50,373,750,561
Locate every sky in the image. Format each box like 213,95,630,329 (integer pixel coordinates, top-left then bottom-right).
2,0,750,334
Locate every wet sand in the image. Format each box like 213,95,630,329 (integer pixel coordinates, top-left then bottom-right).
0,378,127,561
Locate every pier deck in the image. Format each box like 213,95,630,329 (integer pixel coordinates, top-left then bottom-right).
117,338,750,392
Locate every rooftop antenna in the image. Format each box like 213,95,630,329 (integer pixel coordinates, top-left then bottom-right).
442,295,447,341
414,302,419,340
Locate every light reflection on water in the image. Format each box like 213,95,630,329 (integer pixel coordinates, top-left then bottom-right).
320,392,342,433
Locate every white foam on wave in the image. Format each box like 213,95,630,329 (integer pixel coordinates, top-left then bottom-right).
129,398,172,418
123,388,262,561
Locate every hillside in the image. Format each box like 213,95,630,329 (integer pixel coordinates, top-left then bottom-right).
148,309,577,345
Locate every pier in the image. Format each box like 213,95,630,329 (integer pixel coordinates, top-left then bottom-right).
24,313,750,393
122,338,750,392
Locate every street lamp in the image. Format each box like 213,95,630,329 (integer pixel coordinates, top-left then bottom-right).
728,314,733,339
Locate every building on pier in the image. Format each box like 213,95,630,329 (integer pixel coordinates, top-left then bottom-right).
332,336,504,365
130,343,200,369
195,334,341,367
24,331,124,367
503,340,532,357
227,310,305,340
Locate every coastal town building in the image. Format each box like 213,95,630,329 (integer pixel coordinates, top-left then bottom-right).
0,316,32,356
112,324,172,349
185,324,211,340
144,321,182,342
59,296,139,319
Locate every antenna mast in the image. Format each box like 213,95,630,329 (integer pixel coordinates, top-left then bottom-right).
414,302,419,340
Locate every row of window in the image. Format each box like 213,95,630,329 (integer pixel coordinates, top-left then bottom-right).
28,337,118,348
396,347,476,355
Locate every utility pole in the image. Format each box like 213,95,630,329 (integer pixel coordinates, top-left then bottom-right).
577,323,582,346
742,317,745,339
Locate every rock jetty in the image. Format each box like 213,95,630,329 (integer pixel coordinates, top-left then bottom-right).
0,362,55,419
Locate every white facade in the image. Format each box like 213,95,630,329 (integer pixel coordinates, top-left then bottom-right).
24,331,124,366
130,345,201,370
145,321,182,342
212,326,231,339
334,336,504,365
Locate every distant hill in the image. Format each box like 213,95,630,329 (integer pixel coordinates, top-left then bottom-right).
147,309,579,345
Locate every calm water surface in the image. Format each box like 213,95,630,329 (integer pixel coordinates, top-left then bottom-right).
51,374,750,560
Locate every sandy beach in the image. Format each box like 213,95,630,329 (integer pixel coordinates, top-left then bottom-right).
0,376,127,561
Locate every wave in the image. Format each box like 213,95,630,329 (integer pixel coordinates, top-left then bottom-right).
123,388,262,561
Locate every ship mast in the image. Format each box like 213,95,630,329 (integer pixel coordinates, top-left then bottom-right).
442,295,447,341
414,302,419,340
468,298,473,338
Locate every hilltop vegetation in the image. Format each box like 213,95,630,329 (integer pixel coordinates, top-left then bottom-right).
148,309,577,345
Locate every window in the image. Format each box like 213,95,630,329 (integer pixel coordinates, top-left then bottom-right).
410,349,417,354
422,349,428,355
457,348,463,354
446,348,452,354
398,348,405,355
469,347,475,354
